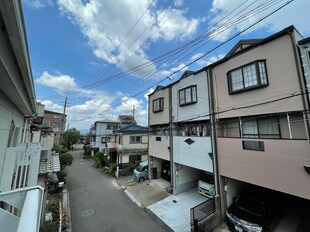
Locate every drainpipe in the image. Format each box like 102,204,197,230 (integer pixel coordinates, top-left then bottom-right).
206,68,220,197
287,113,292,139
147,95,151,182
169,86,174,191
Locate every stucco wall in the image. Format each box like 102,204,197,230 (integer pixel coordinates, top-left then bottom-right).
217,138,310,200
212,34,304,119
149,87,170,125
149,135,170,160
172,71,210,122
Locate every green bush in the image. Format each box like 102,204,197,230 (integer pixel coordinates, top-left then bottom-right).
59,152,73,171
108,163,117,176
121,167,132,176
57,171,67,182
129,162,139,171
94,152,105,168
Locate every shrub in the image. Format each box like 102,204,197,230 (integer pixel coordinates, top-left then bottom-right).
94,152,105,168
57,171,67,183
59,152,73,171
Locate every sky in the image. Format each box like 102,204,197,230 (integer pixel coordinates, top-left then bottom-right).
22,0,310,133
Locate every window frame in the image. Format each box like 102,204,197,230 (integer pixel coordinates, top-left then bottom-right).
241,116,280,139
227,60,268,94
130,136,142,143
179,85,197,106
153,97,164,113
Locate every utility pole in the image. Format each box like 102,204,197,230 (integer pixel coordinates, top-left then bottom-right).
59,97,67,146
132,105,135,118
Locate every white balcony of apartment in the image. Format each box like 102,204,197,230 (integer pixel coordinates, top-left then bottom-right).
0,143,43,232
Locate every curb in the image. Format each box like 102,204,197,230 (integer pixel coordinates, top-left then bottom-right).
124,189,142,207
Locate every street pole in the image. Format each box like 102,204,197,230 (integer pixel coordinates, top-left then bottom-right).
60,97,67,146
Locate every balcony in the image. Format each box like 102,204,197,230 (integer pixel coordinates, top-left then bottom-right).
0,143,43,232
0,186,44,232
173,136,213,172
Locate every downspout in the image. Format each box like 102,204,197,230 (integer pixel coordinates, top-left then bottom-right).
169,86,174,190
290,31,310,141
147,95,151,182
207,67,224,225
206,68,220,196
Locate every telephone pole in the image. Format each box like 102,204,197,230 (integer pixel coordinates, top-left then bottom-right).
59,97,67,146
132,105,135,118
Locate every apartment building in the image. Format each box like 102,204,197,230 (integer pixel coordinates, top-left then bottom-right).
44,110,66,146
208,26,310,215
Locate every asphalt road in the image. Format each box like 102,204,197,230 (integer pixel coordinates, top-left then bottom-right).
66,147,164,232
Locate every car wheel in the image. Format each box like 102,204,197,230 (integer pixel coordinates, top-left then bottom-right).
139,177,145,182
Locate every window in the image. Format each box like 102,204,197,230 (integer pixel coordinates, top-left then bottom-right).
130,136,142,143
177,122,210,137
101,136,111,143
153,98,164,112
156,137,162,141
228,60,268,94
179,85,197,106
242,141,265,151
242,117,280,139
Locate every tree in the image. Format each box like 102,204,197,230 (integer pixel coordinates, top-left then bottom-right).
62,128,81,149
59,152,73,171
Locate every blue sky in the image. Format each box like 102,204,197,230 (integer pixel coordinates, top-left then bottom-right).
22,0,310,132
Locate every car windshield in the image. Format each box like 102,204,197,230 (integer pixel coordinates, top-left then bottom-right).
136,165,144,172
235,194,266,216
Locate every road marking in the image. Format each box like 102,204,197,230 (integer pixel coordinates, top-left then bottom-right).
81,209,94,217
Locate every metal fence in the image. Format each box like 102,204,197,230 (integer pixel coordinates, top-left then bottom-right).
190,198,215,226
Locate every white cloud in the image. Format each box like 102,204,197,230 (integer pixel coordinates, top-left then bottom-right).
36,71,78,91
161,63,188,78
23,0,53,9
57,0,202,78
208,0,310,42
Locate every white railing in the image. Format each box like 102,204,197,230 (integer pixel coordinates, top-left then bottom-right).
0,186,44,232
0,143,41,192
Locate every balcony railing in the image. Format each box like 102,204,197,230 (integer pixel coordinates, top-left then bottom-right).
0,143,42,232
1,144,41,192
0,186,44,232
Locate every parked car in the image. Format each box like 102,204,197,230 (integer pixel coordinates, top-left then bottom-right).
133,161,148,182
226,191,273,232
197,173,215,198
161,161,171,181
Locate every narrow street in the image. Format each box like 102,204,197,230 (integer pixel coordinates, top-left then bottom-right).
66,147,164,232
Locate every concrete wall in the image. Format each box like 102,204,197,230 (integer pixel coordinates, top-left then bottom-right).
41,134,54,148
174,164,201,194
212,34,304,119
149,87,170,125
173,136,213,172
172,71,210,122
217,138,310,200
149,135,170,160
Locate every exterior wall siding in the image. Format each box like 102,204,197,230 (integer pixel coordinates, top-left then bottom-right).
172,71,210,122
149,87,170,125
149,135,170,160
122,134,148,150
217,138,310,200
0,91,24,178
212,34,304,119
173,136,213,172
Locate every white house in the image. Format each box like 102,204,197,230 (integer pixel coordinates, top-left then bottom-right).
90,120,119,155
0,1,44,231
171,70,214,194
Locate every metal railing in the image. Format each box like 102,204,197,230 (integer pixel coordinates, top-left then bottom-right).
190,199,215,226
